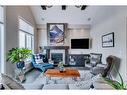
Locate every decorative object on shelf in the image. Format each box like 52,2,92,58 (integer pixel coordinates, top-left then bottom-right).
58,61,65,73
47,23,67,46
102,32,114,48
84,56,90,63
39,46,46,54
69,56,76,65
39,46,43,53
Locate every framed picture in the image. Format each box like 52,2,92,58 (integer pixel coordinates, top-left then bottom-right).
47,23,67,45
102,32,114,47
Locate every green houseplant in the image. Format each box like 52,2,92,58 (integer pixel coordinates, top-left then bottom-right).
58,61,65,72
7,48,32,69
104,67,127,90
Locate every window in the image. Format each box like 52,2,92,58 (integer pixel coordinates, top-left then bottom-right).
19,18,34,52
19,18,34,63
0,6,4,73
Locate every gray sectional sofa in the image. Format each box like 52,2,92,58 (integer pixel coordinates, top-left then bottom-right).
0,71,114,90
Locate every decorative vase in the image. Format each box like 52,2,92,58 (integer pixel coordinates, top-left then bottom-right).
59,67,64,72
16,61,25,70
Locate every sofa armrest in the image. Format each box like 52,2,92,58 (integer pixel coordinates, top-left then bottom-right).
96,64,107,68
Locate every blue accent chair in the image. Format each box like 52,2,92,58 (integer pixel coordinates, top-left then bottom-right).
31,54,54,72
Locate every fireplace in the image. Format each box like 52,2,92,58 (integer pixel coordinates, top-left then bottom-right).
44,46,69,65
51,53,63,65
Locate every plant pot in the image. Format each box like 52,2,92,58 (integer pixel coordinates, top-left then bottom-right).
16,61,25,69
60,71,64,73
59,67,65,73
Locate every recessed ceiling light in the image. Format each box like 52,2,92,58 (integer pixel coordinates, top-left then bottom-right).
87,18,91,21
46,5,53,8
75,5,82,8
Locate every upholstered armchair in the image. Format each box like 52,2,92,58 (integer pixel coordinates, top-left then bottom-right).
85,53,102,68
31,54,54,72
90,55,117,78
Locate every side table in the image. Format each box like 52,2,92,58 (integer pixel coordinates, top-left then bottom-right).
15,69,26,82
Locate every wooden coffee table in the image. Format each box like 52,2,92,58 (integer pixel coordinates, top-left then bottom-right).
45,68,80,84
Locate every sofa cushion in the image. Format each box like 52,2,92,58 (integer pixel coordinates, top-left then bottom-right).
0,73,24,89
56,77,76,84
22,83,44,90
41,63,53,67
77,70,93,81
90,67,105,75
43,84,69,90
69,80,92,90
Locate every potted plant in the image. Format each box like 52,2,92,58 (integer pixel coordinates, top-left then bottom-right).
103,67,127,90
7,47,32,70
58,61,65,72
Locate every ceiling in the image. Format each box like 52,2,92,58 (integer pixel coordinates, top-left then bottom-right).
30,6,100,26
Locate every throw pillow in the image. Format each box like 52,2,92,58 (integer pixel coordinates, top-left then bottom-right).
34,54,44,64
0,73,24,89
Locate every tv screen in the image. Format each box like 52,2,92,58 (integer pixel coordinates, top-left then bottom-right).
71,39,89,49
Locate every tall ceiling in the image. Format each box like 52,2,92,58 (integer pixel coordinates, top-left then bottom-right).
30,6,100,25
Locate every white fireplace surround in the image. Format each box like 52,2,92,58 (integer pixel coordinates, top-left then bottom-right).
50,50,65,64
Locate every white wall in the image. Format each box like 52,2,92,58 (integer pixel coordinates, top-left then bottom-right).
90,6,127,82
6,6,37,76
37,24,91,54
68,28,91,54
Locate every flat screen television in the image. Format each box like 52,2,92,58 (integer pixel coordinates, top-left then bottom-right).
71,39,89,49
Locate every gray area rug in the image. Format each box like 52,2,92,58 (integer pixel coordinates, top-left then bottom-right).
22,67,90,84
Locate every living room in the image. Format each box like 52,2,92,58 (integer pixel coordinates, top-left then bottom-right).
0,5,127,90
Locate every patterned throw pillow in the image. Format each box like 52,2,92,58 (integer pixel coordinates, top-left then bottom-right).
34,54,44,64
